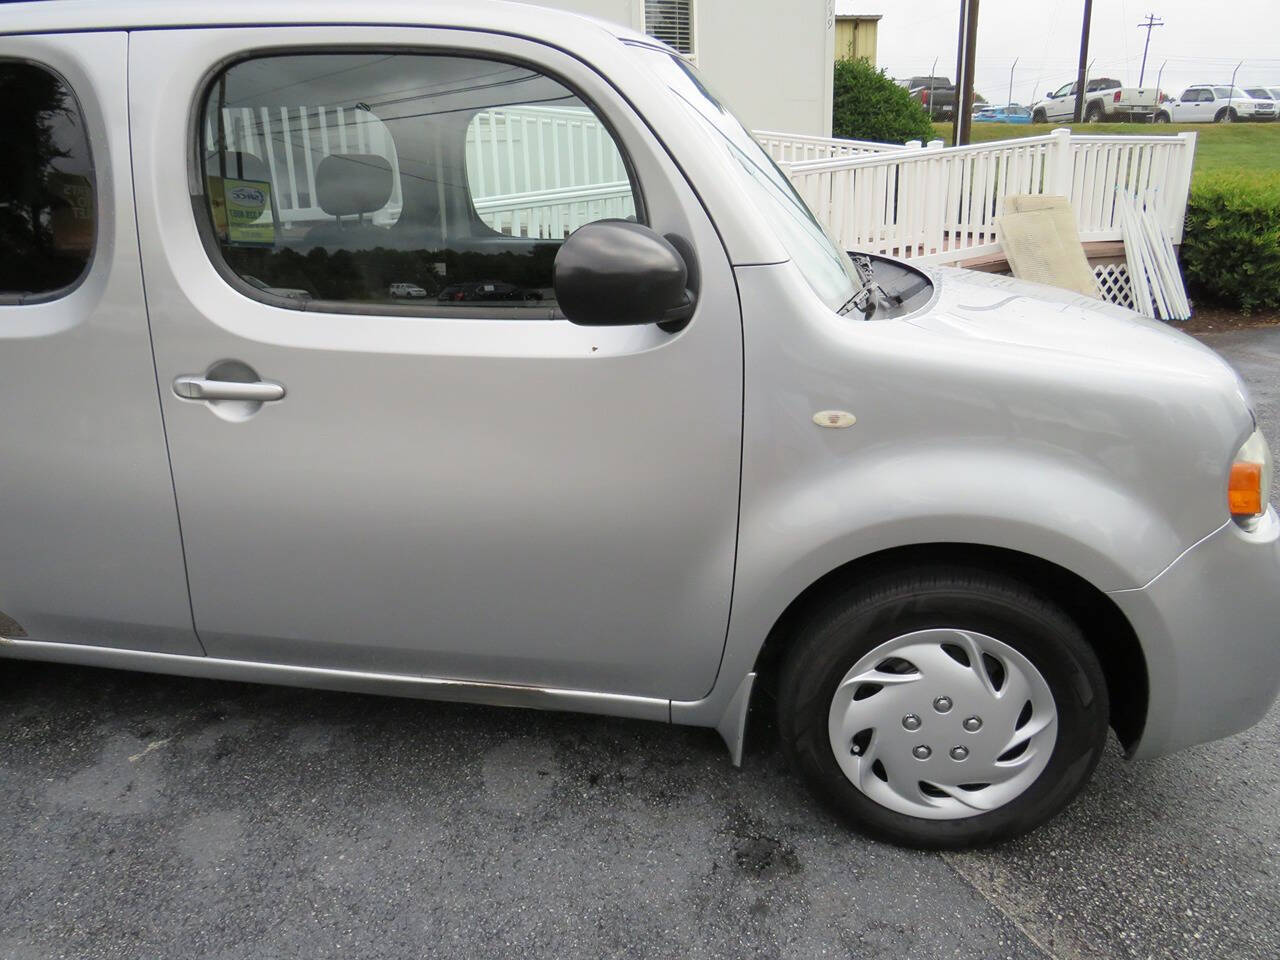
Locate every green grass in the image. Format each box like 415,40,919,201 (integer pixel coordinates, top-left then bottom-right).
930,121,1280,181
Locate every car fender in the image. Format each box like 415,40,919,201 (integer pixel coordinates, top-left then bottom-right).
673,442,1189,733
674,262,1243,736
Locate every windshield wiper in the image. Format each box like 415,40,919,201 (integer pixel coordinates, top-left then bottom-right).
839,254,889,319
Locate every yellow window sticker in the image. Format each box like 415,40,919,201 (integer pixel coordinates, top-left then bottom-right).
210,176,275,246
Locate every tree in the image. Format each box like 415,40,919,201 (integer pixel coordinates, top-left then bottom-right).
831,58,935,145
0,63,81,293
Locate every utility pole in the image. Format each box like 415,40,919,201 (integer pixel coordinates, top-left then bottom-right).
1137,13,1163,87
952,0,980,144
1073,0,1093,123
952,0,968,144
1008,57,1018,108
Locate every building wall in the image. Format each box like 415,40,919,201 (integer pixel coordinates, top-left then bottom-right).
834,16,877,63
510,0,835,137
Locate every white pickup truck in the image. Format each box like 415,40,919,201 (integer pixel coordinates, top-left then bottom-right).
1031,77,1159,123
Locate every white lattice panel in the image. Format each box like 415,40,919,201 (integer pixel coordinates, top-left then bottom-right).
1093,263,1134,309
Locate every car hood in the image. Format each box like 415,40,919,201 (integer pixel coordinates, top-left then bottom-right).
905,267,1246,389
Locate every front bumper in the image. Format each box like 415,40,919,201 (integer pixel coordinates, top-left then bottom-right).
1109,509,1280,760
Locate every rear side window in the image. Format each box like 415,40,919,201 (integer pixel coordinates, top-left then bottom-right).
0,61,96,303
196,53,639,313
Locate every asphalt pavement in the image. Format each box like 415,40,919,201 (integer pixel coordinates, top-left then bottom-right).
1,326,1278,960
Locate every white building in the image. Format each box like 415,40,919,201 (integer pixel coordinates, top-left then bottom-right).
516,0,836,136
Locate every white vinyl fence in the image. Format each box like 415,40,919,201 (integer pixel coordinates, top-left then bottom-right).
771,128,1197,265
751,130,905,163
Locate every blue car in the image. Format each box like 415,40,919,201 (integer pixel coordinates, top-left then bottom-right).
973,103,1033,124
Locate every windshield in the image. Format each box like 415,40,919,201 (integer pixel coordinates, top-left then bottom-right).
628,45,862,313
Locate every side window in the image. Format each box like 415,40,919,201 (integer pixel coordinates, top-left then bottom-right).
197,53,640,312
0,61,96,303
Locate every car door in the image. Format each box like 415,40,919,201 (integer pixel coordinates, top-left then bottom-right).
127,26,743,701
1179,89,1209,122
0,32,199,655
1047,82,1075,121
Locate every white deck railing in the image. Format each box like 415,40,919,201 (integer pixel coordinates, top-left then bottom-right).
752,130,905,163
778,128,1196,265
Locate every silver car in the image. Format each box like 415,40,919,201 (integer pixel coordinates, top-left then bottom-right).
2,0,1278,849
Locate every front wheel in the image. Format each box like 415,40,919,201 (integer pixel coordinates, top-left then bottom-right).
1215,108,1237,123
777,569,1109,849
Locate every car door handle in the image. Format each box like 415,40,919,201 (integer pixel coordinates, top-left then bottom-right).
173,375,285,402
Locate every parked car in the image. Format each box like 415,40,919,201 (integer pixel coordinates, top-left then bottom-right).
241,274,313,300
1031,77,1159,123
972,103,1031,124
3,0,1279,850
900,76,956,120
1244,88,1280,119
389,281,428,298
437,280,542,302
1156,85,1277,123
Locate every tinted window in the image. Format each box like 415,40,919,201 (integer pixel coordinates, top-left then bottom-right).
0,61,95,302
197,53,638,313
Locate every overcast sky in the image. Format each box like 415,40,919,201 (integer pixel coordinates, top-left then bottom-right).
865,0,1280,104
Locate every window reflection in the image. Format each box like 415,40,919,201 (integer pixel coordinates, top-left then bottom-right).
0,62,95,301
199,54,637,311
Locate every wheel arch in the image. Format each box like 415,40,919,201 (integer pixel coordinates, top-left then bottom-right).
749,542,1149,753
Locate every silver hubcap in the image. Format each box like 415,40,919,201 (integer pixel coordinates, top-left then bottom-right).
827,629,1058,820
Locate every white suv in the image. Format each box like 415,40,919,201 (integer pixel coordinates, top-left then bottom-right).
1157,84,1276,122
389,282,428,298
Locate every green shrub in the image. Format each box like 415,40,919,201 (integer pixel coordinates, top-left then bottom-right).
1181,172,1280,314
831,58,935,146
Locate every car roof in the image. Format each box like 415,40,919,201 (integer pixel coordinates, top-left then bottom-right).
0,0,651,47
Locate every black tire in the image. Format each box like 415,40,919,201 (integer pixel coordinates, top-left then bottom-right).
1215,108,1237,123
1154,111,1171,124
1032,109,1048,124
1084,102,1104,123
777,568,1109,849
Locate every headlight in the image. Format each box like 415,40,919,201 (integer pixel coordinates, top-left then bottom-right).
1229,426,1273,527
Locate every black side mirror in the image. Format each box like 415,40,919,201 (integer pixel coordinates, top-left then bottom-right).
553,220,695,328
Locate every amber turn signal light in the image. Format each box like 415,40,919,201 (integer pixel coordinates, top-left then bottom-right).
1229,461,1263,516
